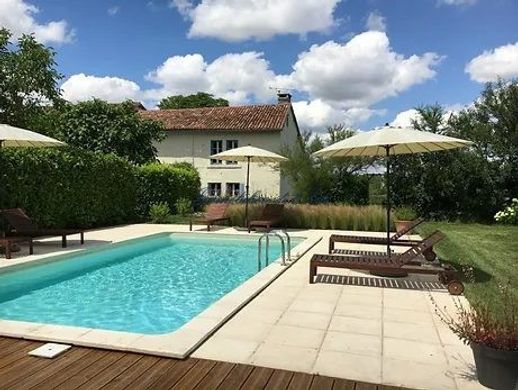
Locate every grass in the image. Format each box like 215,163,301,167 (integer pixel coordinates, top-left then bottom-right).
226,203,389,231
417,222,518,305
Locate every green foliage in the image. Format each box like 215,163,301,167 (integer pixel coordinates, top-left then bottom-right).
394,206,418,221
175,198,193,216
149,202,171,223
226,203,389,231
391,80,518,222
158,92,229,109
0,28,63,128
0,147,137,228
281,125,374,203
135,162,201,218
494,198,518,225
41,99,165,165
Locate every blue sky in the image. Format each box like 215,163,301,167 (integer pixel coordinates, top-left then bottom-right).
1,0,517,131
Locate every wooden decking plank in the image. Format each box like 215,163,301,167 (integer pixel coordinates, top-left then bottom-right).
100,355,162,390
0,354,66,389
331,378,356,390
5,347,91,390
355,383,378,390
76,353,144,390
287,372,314,390
146,358,198,390
240,366,275,389
110,355,173,390
192,361,235,390
215,362,254,389
264,369,295,390
310,375,335,390
0,340,40,369
51,350,125,390
34,349,110,389
168,359,217,390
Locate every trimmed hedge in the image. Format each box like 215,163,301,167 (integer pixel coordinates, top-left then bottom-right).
0,147,137,228
135,162,200,218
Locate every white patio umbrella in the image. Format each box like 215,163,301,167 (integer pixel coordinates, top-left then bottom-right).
313,125,473,255
211,145,287,226
0,124,65,148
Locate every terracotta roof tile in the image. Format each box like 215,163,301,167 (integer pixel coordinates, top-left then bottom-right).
139,104,290,132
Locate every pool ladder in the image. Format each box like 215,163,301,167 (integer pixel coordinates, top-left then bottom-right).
257,230,292,270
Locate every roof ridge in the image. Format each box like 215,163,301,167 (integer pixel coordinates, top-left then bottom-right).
155,102,290,113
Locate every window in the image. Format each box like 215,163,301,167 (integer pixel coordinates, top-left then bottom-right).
226,140,238,165
210,140,223,164
208,183,222,197
226,182,241,197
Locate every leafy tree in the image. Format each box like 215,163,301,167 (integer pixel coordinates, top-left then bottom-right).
158,92,229,109
47,99,165,165
0,28,63,128
282,124,373,203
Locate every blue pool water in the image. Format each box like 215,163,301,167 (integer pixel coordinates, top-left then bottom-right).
0,234,296,334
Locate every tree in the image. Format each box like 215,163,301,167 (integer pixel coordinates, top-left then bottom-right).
158,92,229,109
0,28,63,128
49,99,165,165
281,124,373,203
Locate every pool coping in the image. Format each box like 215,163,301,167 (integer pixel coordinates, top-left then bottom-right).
0,230,322,358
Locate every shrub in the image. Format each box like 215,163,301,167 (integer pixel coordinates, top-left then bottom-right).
175,198,192,216
149,202,171,223
0,147,137,228
226,203,389,231
494,198,518,225
394,206,418,221
135,162,200,218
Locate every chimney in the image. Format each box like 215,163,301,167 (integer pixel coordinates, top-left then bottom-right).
277,92,292,104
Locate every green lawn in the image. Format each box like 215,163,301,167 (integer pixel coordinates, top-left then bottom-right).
417,222,518,304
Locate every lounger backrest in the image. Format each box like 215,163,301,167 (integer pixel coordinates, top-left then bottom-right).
260,204,284,220
205,203,228,219
391,218,425,240
1,208,38,232
396,230,445,265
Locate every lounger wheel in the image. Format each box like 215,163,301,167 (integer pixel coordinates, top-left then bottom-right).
447,280,464,295
424,249,436,262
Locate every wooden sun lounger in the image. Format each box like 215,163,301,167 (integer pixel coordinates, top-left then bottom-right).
2,208,84,248
248,203,284,232
310,230,464,295
199,203,230,231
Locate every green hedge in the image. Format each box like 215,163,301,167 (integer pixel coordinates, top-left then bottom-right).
0,147,137,228
135,162,200,218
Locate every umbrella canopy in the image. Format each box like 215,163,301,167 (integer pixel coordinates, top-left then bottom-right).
211,145,288,163
211,145,287,228
313,125,472,158
313,125,472,255
0,124,65,148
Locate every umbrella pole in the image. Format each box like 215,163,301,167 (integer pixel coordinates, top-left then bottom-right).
385,146,391,256
245,156,250,229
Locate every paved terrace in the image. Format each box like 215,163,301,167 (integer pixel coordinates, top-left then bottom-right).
0,224,483,390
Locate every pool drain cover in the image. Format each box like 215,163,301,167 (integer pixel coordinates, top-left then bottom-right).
29,343,71,358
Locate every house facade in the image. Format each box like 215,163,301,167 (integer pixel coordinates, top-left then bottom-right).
140,94,300,198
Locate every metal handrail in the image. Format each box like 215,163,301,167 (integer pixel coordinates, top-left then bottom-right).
258,232,286,270
272,229,291,262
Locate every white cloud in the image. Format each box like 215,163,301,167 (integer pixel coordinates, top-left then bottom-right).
281,31,441,107
182,0,341,42
365,10,386,32
438,0,477,6
0,0,74,44
61,73,141,103
390,109,420,127
108,6,120,16
465,42,518,82
144,51,275,104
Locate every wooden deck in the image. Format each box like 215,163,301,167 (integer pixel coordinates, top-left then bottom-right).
0,337,410,390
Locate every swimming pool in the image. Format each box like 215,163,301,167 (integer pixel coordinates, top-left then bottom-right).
0,233,298,334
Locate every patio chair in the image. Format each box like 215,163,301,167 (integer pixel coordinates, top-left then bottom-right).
248,203,284,233
2,208,84,248
327,218,438,260
310,230,464,295
197,203,231,231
